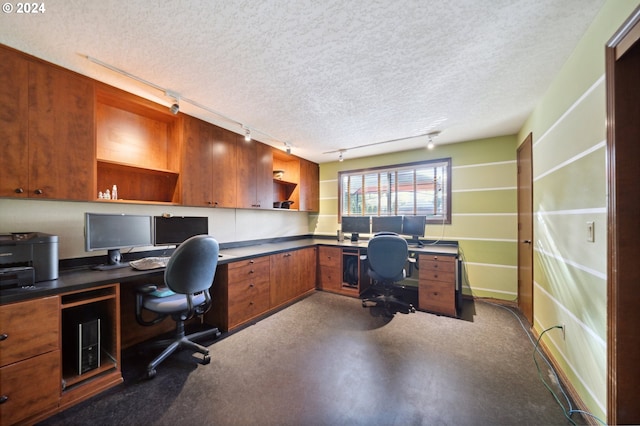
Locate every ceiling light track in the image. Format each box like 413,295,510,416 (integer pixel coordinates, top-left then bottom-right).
85,55,286,148
324,130,442,160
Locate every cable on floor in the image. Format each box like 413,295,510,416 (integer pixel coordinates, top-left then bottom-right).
477,299,606,425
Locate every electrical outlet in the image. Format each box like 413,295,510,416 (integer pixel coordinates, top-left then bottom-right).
586,221,595,242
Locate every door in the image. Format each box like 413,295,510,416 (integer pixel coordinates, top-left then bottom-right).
517,133,533,325
606,6,640,425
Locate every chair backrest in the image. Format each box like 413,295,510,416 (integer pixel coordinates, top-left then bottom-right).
164,235,219,295
367,233,408,281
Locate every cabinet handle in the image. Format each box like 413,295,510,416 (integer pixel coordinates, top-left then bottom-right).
523,240,532,244
14,188,24,194
0,395,7,404
249,260,255,264
249,270,254,274
34,189,43,195
249,283,254,288
0,333,7,341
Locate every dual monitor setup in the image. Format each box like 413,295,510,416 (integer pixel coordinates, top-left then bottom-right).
341,215,427,246
84,213,209,270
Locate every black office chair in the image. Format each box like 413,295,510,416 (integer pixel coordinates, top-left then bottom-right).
362,233,416,316
135,235,221,378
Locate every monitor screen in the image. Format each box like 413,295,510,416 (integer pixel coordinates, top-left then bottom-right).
341,216,371,234
402,215,427,237
85,213,153,268
371,216,403,234
154,216,208,246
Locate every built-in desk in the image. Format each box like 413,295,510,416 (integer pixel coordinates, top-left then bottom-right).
315,239,460,317
0,236,460,425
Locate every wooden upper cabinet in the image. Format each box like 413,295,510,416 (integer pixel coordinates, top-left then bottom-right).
182,115,237,207
0,45,29,197
236,139,273,209
0,45,95,200
299,158,319,212
28,60,95,201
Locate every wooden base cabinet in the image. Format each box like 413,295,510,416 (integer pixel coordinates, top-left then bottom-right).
0,296,60,426
317,246,342,293
270,247,316,308
418,254,457,317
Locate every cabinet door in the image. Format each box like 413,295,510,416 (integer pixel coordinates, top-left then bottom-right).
299,158,319,212
236,139,273,209
270,251,297,307
28,61,95,200
0,46,29,197
182,116,236,207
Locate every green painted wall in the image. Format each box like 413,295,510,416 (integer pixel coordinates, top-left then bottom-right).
314,135,519,300
517,1,639,422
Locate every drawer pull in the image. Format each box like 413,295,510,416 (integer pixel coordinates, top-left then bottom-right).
433,292,439,296
249,270,255,274
249,260,255,264
249,283,254,288
0,333,7,341
0,395,7,404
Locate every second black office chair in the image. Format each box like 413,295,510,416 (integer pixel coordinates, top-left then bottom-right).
362,233,416,316
135,235,221,379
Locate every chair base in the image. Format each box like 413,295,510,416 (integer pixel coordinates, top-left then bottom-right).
144,326,221,379
362,294,416,316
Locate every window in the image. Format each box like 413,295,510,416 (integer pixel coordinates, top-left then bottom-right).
339,158,451,224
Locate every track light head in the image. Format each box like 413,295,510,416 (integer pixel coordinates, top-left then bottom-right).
170,102,179,115
244,127,251,142
426,131,441,150
284,142,292,155
338,149,345,162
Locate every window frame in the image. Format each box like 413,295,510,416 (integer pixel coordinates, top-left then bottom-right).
338,158,452,225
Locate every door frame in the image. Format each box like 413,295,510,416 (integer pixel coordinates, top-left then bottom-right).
517,133,533,325
606,6,640,425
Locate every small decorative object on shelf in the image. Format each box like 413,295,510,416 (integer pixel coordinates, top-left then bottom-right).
112,185,118,200
105,189,111,199
273,169,285,180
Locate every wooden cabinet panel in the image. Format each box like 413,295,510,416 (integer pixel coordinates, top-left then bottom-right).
318,246,341,292
0,350,60,426
0,296,59,367
28,60,95,200
182,115,237,207
270,247,316,308
0,45,29,197
418,255,457,316
299,158,319,212
236,139,273,209
224,256,271,330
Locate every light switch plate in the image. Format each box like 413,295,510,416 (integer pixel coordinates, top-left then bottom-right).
586,221,595,242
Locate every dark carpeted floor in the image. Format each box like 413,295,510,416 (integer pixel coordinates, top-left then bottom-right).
39,291,584,425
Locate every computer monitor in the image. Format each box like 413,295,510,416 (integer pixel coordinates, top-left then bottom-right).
153,216,208,246
371,216,403,234
85,212,153,269
341,216,370,242
402,215,427,247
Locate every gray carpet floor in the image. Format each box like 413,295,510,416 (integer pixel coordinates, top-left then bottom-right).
40,291,584,425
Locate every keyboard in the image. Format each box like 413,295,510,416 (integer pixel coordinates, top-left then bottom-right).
130,256,171,270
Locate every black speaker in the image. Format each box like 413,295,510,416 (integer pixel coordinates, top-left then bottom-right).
76,318,101,374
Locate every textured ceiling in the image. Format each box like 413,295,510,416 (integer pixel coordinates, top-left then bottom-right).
1,0,606,163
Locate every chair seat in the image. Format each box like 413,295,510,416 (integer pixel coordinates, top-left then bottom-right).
143,292,207,314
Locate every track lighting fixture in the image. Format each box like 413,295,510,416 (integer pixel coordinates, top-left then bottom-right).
165,90,180,115
426,131,441,150
244,127,251,142
338,149,345,162
284,142,292,155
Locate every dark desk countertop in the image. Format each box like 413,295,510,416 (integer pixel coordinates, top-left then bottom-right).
1,237,458,305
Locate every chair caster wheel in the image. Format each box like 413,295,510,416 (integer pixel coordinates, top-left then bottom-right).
146,369,157,379
202,355,211,365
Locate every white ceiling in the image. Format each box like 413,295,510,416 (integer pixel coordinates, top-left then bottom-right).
1,0,606,163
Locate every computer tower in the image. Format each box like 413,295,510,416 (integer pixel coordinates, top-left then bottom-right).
76,318,101,374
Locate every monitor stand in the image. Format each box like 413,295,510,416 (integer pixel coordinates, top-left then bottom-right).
408,235,424,247
91,249,130,270
350,232,359,242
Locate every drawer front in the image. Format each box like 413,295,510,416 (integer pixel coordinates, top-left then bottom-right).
0,296,59,367
0,350,60,426
318,246,341,268
228,258,270,283
318,265,341,291
420,268,455,283
419,254,456,264
419,259,455,274
419,281,455,316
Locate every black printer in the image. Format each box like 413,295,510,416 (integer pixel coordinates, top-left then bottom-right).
0,232,59,288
